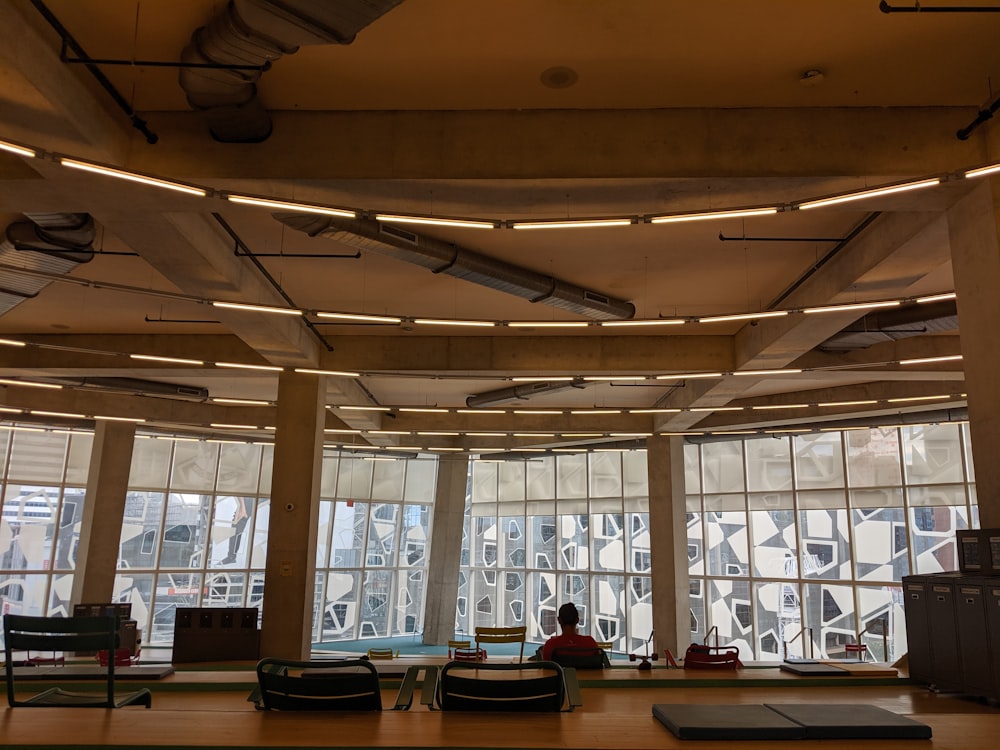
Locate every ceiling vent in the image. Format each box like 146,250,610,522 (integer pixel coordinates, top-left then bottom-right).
179,0,405,142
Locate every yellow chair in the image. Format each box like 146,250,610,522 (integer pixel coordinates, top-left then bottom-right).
474,625,527,663
365,647,396,660
594,641,614,652
447,639,471,658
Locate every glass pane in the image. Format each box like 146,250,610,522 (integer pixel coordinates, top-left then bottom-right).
170,442,219,491
208,496,254,568
331,501,367,568
151,572,203,643
702,442,745,493
910,505,968,573
471,461,498,504
393,568,425,635
627,574,653,654
746,436,792,492
629,512,650,575
48,572,75,616
592,513,625,573
846,428,901,487
204,571,247,607
158,493,210,569
962,422,976,482
683,443,701,495
799,508,852,580
119,491,165,570
337,457,373,500
689,577,706,645
528,514,556,570
473,516,498,568
902,424,964,485
400,503,430,567
359,569,393,637
556,453,588,499
0,573,51,617
623,450,648,498
54,487,85,571
320,570,361,641
588,451,622,498
371,459,406,501
316,499,333,567
794,433,845,490
403,458,436,503
258,445,274,496
7,431,67,483
528,571,556,641
366,503,399,567
852,507,909,582
320,453,339,498
114,572,153,642
499,515,526,569
755,580,801,661
216,443,261,494
857,584,903,662
750,508,797,578
687,511,704,575
802,582,856,659
1,485,61,570
526,456,555,500
706,578,753,661
498,461,526,503
64,433,93,485
705,509,749,576
130,437,172,489
558,513,589,570
249,499,270,569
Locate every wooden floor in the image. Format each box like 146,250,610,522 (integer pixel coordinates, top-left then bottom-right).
2,664,999,750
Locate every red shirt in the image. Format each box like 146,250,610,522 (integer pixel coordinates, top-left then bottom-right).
541,632,599,661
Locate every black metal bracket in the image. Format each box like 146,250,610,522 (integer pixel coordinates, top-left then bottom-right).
718,233,847,243
957,94,1000,140
880,1,1000,11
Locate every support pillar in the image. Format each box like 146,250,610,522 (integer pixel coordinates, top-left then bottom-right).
646,435,690,659
948,179,1000,527
259,371,325,659
422,455,469,644
71,420,136,606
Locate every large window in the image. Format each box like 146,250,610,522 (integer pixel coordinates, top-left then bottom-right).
459,450,651,654
313,452,436,643
115,437,272,646
688,424,977,663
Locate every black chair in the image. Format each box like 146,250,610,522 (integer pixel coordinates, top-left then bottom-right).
550,645,610,670
3,614,152,708
417,660,582,712
252,657,382,711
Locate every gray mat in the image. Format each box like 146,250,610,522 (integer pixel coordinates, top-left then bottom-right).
652,704,805,740
765,703,932,739
779,662,849,676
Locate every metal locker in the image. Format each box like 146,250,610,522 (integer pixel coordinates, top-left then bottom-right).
955,578,993,696
902,574,933,685
925,572,964,691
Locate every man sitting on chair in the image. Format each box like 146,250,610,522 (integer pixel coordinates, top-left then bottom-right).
541,603,598,661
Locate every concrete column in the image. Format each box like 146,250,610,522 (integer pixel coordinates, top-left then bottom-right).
646,435,690,659
259,371,325,659
947,179,1000,528
71,420,136,605
422,454,469,645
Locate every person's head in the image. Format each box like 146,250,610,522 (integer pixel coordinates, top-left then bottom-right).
557,602,580,627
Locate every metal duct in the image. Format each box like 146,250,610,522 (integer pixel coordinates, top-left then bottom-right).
276,213,637,320
0,213,95,317
179,0,404,142
466,379,588,409
819,299,959,352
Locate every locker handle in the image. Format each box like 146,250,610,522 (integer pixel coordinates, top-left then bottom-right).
936,596,946,601
965,598,975,604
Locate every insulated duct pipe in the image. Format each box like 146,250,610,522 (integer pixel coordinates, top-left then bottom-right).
276,213,636,320
0,213,95,317
179,0,404,142
466,379,588,409
819,299,958,352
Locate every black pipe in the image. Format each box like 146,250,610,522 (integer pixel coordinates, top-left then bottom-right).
30,1,158,144
957,95,1000,140
880,1,1000,11
718,233,846,243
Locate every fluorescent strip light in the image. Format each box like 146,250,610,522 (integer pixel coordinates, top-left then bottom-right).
610,432,652,437
294,367,362,377
899,355,963,365
399,408,450,414
211,423,257,429
338,405,391,412
429,446,464,451
0,139,37,158
212,301,302,316
514,432,555,437
95,415,145,423
764,428,813,433
466,432,507,437
560,433,603,437
363,456,396,461
60,158,207,196
655,372,723,380
215,362,284,372
413,318,496,327
698,311,788,324
570,409,620,414
803,300,900,314
375,214,496,229
457,409,505,414
817,400,878,407
383,445,421,451
916,292,956,304
130,353,204,366
601,318,685,327
583,376,648,382
964,163,1000,179
650,206,778,224
510,376,576,382
733,368,802,376
0,338,26,347
513,410,564,415
552,448,584,452
751,404,809,410
689,406,743,412
32,410,86,419
710,430,756,435
507,321,590,328
324,428,363,433
0,407,21,413
511,218,633,230
211,397,271,406
658,431,702,436
0,379,62,389
315,311,402,324
628,408,681,414
887,394,950,403
418,431,460,436
366,430,411,435
206,439,248,445
797,178,940,210
226,194,355,218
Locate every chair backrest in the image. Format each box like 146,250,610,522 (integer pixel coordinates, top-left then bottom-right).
365,647,395,660
475,625,527,662
447,639,471,658
452,646,487,661
4,614,120,707
254,658,382,711
550,645,609,670
436,661,567,712
683,643,743,670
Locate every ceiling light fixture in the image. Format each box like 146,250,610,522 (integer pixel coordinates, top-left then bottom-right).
225,194,355,217
315,312,402,324
0,378,62,389
803,300,900,314
96,415,145,423
655,372,723,380
337,405,391,412
964,163,1000,179
513,409,564,415
915,292,957,304
399,408,450,414
751,403,809,410
887,394,951,403
212,301,302,316
413,318,496,327
0,139,36,158
570,409,620,414
796,178,940,210
583,376,648,381
628,408,681,414
32,410,86,419
817,399,878,407
649,206,779,224
457,409,506,414
211,397,271,406
510,376,576,382
506,321,590,328
600,319,685,327
698,311,788,324
899,355,963,365
211,423,258,429
511,218,634,230
375,214,496,229
294,367,362,378
733,368,802,376
215,362,284,372
130,353,205,366
60,157,207,196
0,338,26,347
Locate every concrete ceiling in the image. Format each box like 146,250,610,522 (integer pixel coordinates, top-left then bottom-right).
0,0,994,451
